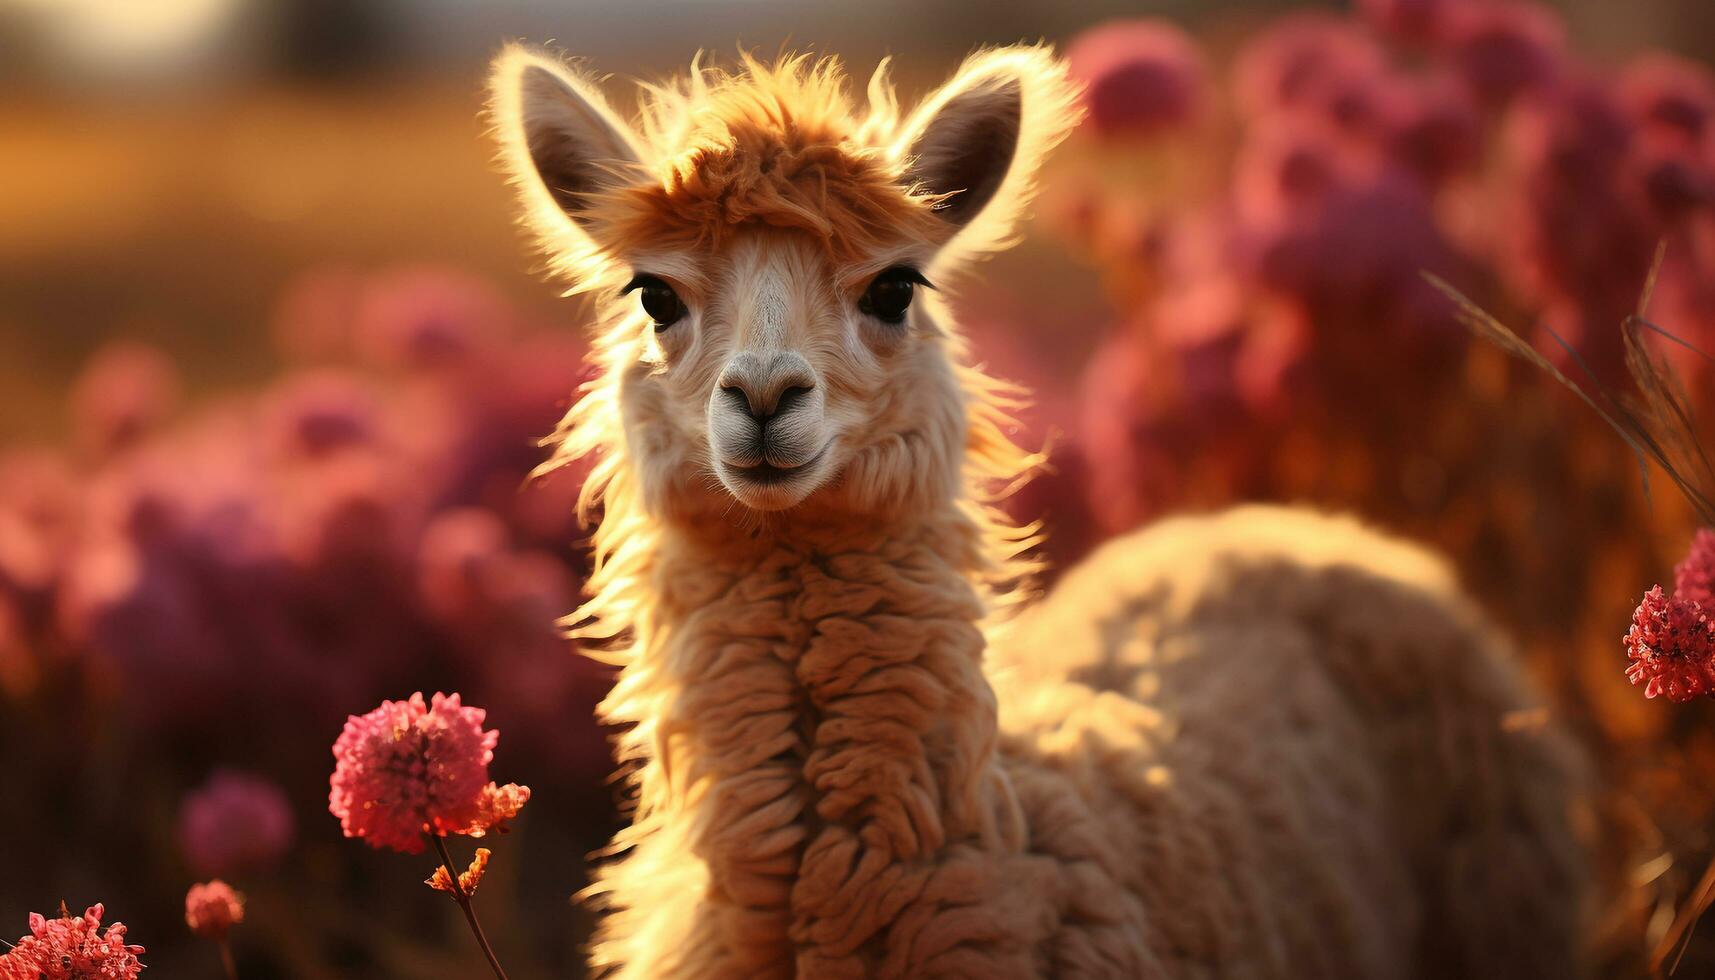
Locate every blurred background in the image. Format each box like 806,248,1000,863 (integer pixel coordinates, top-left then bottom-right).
5,0,1715,976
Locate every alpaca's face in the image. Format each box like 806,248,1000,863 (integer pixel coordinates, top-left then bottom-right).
611,229,964,513
491,46,1079,518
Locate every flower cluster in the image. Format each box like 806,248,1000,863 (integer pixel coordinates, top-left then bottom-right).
1023,4,1715,555
329,692,530,853
0,904,144,980
0,263,611,972
1624,585,1715,703
1625,532,1715,703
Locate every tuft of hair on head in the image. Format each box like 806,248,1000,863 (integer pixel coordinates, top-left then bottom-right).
488,42,1084,294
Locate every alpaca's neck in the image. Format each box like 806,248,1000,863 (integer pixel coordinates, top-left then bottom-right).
616,505,1027,975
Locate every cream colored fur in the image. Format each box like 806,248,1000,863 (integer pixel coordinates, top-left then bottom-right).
487,43,1590,979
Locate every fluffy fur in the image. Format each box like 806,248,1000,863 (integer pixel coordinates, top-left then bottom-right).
487,43,1591,978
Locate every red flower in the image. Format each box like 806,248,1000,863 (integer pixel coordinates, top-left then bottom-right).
1674,528,1715,606
0,903,145,980
1624,585,1715,702
328,692,499,854
184,881,245,941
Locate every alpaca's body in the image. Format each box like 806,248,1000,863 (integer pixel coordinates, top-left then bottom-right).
486,42,1589,980
588,505,1587,979
992,506,1587,978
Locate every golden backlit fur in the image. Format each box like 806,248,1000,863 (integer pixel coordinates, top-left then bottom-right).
488,43,1590,979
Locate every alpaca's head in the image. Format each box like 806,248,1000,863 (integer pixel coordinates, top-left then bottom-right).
490,46,1078,521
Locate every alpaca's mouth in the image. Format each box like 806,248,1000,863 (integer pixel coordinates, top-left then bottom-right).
724,445,828,486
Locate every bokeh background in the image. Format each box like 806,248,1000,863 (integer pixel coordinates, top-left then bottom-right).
6,0,1715,976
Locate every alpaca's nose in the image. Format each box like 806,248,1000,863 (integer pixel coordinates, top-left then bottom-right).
717,353,817,422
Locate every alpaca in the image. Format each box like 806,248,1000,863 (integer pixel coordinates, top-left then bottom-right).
487,44,1591,978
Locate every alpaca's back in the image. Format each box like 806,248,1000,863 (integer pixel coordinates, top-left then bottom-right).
991,505,1590,978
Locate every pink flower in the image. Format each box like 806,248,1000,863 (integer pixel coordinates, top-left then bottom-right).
1358,0,1451,43
1066,20,1205,138
1624,585,1715,702
1621,54,1715,147
263,371,378,458
1442,2,1565,106
353,265,513,370
0,903,145,980
184,881,245,940
178,770,296,878
271,265,365,362
1384,77,1480,185
1675,528,1715,606
1232,14,1386,120
69,342,180,457
328,692,500,853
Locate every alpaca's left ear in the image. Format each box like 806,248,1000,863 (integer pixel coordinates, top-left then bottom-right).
896,46,1082,260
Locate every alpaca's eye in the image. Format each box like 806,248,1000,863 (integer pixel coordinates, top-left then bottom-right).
859,267,931,324
622,274,685,329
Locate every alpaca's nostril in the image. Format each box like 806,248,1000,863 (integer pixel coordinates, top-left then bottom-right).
774,383,814,417
721,384,761,421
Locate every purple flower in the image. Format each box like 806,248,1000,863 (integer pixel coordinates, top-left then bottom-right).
178,770,296,877
1620,53,1715,147
1384,76,1481,185
1233,14,1387,121
263,370,379,458
1442,2,1565,106
354,265,515,370
1066,20,1205,138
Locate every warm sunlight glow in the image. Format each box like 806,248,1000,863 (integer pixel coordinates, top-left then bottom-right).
9,0,243,74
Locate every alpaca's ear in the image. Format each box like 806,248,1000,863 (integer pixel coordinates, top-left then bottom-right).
896,46,1082,259
488,45,645,260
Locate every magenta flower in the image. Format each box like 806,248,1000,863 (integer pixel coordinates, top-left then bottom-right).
178,770,296,878
263,371,378,459
0,904,145,980
329,692,501,853
1385,77,1480,185
1232,14,1386,120
1066,19,1205,138
1442,1,1565,106
1675,528,1715,606
1621,54,1715,147
184,881,246,941
353,265,514,370
1625,586,1715,702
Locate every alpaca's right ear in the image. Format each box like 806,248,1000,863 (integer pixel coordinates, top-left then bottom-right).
488,45,645,259
895,46,1081,264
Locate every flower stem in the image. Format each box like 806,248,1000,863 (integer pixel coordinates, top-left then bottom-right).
218,938,238,980
430,834,511,980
